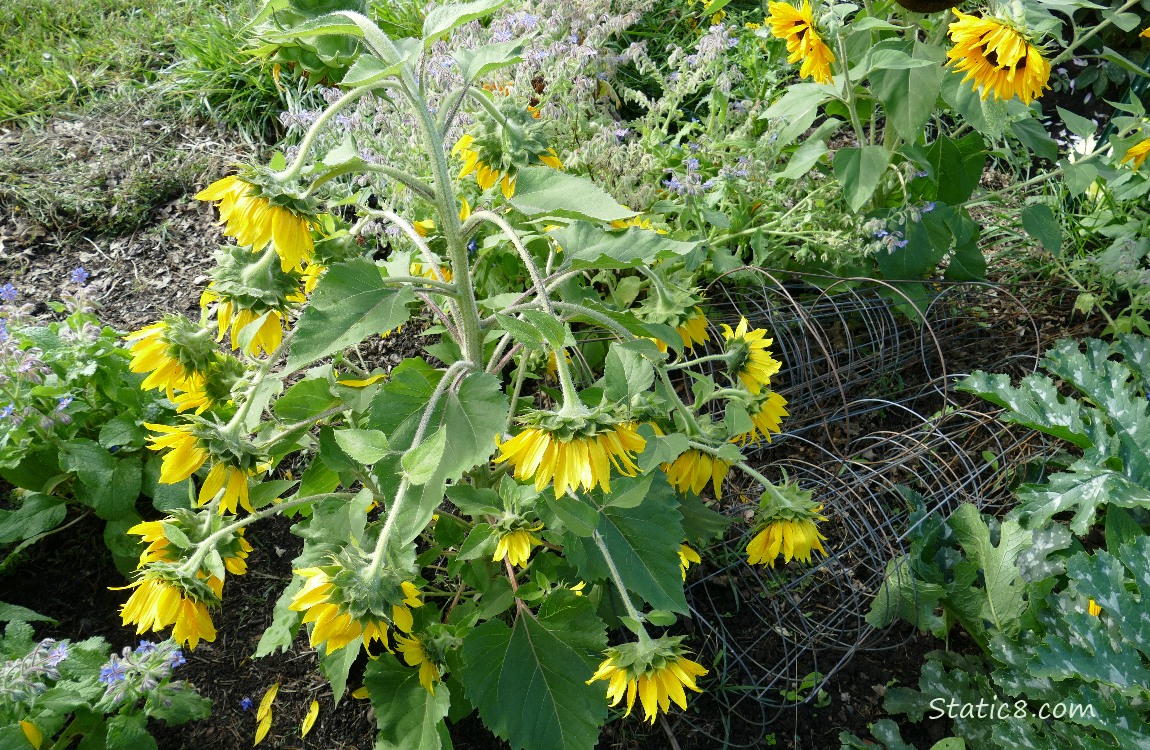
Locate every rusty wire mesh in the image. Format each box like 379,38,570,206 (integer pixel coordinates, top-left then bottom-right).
648,272,1052,746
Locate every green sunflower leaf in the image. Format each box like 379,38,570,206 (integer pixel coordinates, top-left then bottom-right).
551,222,698,270
364,655,452,750
563,474,687,613
287,259,414,371
508,168,636,223
461,590,606,750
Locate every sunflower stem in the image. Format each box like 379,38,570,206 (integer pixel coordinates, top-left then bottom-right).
664,352,734,371
365,360,470,580
658,368,703,437
274,82,388,183
833,32,868,146
406,72,485,365
1051,0,1142,66
466,210,553,314
178,493,357,576
505,354,530,433
592,530,652,644
553,346,586,417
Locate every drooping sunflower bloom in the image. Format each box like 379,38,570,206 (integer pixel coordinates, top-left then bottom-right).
1121,137,1150,170
453,130,564,199
946,11,1051,105
493,525,544,567
199,462,258,515
144,422,210,483
196,175,314,271
395,634,442,694
300,262,326,294
288,567,423,655
118,574,219,650
721,317,782,395
126,322,197,398
747,516,828,567
732,391,790,445
201,286,293,358
410,261,454,283
663,449,731,498
651,307,712,354
678,544,701,580
128,518,253,575
495,419,646,498
587,637,708,724
766,0,836,84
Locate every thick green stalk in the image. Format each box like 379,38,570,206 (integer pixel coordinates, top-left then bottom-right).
364,360,470,580
592,530,652,644
407,74,484,364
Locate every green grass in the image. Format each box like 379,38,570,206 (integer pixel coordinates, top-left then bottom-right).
0,0,243,124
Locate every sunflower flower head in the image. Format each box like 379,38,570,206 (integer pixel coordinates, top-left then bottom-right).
495,409,646,498
663,449,731,498
395,632,445,694
745,482,828,568
493,519,545,567
636,274,711,353
199,246,308,357
288,554,423,655
946,10,1051,105
731,390,790,445
144,421,212,484
115,564,222,650
410,261,454,283
196,172,316,271
766,0,836,84
1120,135,1150,170
678,544,702,580
453,100,564,199
125,316,219,401
198,460,267,515
721,317,782,394
128,511,253,575
586,636,708,724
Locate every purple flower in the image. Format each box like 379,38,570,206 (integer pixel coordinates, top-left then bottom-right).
167,649,187,668
914,170,928,179
70,267,89,285
874,229,889,239
240,696,254,711
99,661,127,684
45,642,69,667
922,201,935,213
894,239,909,248
135,641,157,655
0,283,16,302
613,127,630,139
492,28,513,43
685,157,700,171
56,396,73,412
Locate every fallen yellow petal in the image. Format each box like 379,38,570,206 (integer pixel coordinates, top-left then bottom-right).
301,699,320,737
352,686,370,699
257,682,279,721
254,714,272,746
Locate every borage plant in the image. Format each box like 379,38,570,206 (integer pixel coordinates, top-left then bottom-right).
112,2,827,747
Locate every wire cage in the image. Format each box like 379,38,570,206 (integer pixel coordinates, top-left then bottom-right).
646,272,1051,746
